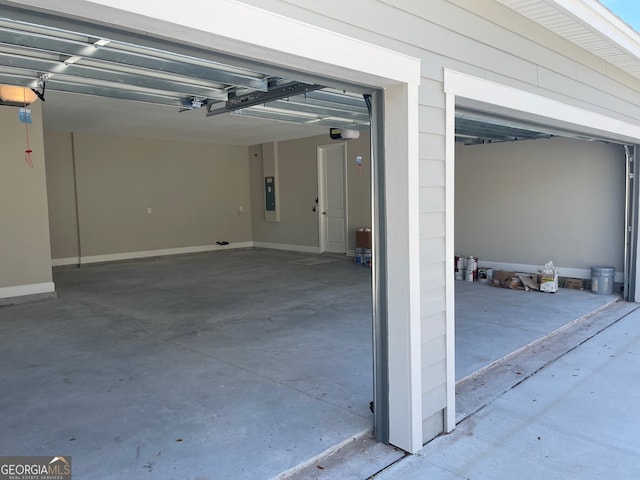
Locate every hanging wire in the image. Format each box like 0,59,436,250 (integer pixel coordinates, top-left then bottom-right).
23,88,33,168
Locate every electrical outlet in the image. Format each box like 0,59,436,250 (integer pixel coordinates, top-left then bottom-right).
147,207,152,214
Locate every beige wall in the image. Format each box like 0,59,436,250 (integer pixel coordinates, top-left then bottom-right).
0,101,53,291
44,131,79,260
45,132,252,259
455,137,625,272
250,133,371,251
45,130,370,261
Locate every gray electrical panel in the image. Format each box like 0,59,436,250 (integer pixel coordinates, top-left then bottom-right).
265,176,276,211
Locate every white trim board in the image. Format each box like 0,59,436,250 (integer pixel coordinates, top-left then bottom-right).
444,92,456,433
52,257,81,267
480,261,624,283
51,241,326,267
443,69,640,144
0,282,55,299
252,242,322,254
53,242,253,266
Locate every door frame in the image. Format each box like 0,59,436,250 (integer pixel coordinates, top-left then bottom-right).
317,142,349,254
625,145,640,301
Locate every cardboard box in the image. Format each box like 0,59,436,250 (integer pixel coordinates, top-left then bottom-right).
560,277,584,290
517,273,539,292
492,270,524,290
356,230,372,249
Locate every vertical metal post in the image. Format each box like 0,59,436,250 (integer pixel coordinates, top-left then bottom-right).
624,145,639,301
365,91,389,444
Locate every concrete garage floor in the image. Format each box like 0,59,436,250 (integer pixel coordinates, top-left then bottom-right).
455,280,620,380
0,250,622,479
0,249,382,480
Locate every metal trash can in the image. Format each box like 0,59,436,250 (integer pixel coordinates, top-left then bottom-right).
591,266,615,295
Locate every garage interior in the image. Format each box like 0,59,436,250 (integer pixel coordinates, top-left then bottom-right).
453,107,634,417
0,4,636,478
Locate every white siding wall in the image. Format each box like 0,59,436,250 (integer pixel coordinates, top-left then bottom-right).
235,0,640,444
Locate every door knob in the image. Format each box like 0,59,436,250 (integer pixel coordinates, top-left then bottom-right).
322,211,327,215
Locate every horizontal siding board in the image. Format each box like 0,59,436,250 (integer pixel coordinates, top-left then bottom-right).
423,410,445,444
422,380,447,417
420,237,445,267
419,212,445,239
419,133,445,161
385,0,608,81
420,261,446,290
418,78,446,109
421,311,446,342
574,64,640,107
262,0,640,119
419,105,445,136
420,50,489,83
419,186,445,213
420,285,445,316
422,335,446,367
419,159,445,187
540,67,640,121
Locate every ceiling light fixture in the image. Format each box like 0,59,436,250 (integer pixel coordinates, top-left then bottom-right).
0,85,38,107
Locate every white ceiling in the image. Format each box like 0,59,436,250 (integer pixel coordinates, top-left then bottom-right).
40,90,332,147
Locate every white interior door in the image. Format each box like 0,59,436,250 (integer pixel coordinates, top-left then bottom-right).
318,144,348,253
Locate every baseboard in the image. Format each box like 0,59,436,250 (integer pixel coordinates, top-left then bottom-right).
51,241,328,267
0,282,56,300
253,242,322,254
52,257,80,267
52,242,254,266
480,261,624,283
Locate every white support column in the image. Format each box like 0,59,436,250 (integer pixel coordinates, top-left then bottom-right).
385,82,423,453
444,93,457,433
